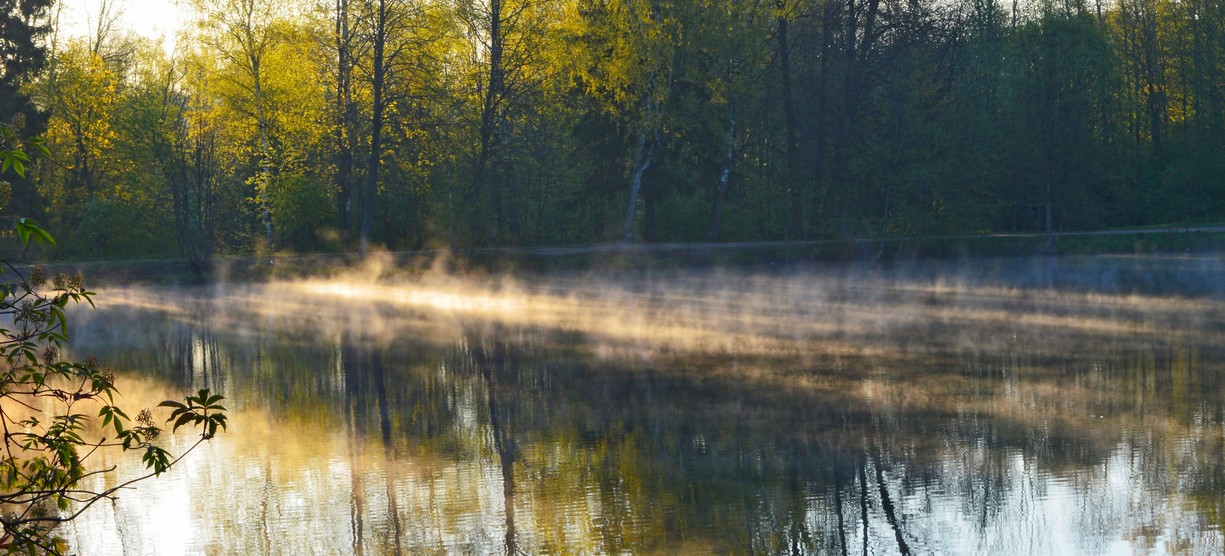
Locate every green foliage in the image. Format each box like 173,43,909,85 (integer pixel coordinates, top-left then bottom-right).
14,218,54,248
0,127,49,218
270,175,333,251
159,390,229,441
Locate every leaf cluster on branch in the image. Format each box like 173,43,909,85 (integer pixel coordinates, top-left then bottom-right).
0,126,227,555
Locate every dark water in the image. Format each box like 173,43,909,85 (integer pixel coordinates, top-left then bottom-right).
60,257,1225,554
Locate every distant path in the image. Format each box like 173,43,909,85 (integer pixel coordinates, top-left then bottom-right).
958,225,1225,238
462,225,1225,258
37,224,1225,286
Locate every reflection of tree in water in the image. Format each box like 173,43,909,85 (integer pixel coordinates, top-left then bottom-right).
65,289,1225,553
341,327,396,554
467,327,519,555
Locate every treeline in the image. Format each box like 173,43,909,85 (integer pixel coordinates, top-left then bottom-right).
3,0,1224,263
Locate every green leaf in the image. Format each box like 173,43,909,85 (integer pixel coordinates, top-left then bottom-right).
15,218,56,248
30,138,50,158
171,413,196,433
15,219,29,246
143,446,171,475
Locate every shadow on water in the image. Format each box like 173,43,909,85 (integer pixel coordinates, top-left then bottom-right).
57,257,1225,554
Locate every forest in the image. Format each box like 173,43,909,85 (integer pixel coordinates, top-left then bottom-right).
2,0,1223,264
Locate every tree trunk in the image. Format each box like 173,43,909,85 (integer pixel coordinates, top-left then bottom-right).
843,0,880,139
623,128,655,243
1141,7,1165,163
502,121,521,245
334,0,355,251
777,7,803,240
360,0,387,258
643,186,657,242
812,0,837,239
1044,175,1056,254
707,103,735,241
252,52,273,243
164,84,217,275
468,0,506,245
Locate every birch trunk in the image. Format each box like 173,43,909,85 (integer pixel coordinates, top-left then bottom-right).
707,104,735,241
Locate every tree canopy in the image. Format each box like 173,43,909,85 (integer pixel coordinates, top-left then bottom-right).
9,0,1225,259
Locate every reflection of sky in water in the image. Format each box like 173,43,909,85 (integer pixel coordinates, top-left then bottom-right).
53,257,1225,554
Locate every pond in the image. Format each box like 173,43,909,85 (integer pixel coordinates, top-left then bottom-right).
60,256,1225,554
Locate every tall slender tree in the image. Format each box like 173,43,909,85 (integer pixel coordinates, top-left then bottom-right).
189,0,285,243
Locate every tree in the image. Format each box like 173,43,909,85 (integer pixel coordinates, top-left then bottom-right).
152,59,224,274
326,0,361,250
0,0,52,127
697,1,770,241
33,41,124,258
773,0,805,240
0,127,227,554
356,0,395,257
454,0,557,245
188,0,288,244
1006,5,1116,250
457,0,513,244
0,0,54,221
564,0,676,243
352,0,431,256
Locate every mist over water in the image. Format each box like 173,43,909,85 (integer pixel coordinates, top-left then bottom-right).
57,255,1225,554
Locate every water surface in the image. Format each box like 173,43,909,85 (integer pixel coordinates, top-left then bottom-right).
60,256,1225,554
